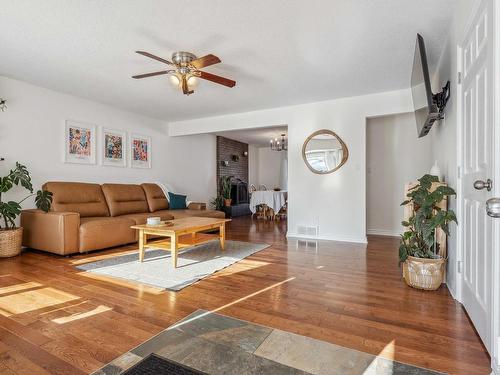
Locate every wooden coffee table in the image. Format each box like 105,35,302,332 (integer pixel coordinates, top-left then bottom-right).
131,217,231,268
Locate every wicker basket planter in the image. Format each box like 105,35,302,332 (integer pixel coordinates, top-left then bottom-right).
0,227,23,258
403,256,446,291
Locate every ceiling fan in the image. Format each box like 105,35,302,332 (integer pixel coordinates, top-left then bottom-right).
132,51,236,96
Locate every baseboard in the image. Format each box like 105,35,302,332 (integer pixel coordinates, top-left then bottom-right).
446,282,459,301
366,229,401,237
286,232,368,244
491,356,499,375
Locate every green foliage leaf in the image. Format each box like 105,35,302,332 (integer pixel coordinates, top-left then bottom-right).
9,163,33,193
0,163,52,228
219,176,232,199
35,190,53,213
398,174,458,263
210,195,224,211
435,185,456,197
417,174,439,190
0,201,22,228
0,176,13,193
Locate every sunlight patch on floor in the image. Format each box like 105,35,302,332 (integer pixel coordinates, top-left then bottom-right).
0,281,42,295
0,287,80,316
167,276,296,331
52,304,112,324
70,249,139,266
210,259,270,278
363,339,396,374
78,272,165,295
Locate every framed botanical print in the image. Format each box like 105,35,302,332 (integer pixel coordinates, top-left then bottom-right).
130,133,151,168
101,128,126,167
64,120,96,164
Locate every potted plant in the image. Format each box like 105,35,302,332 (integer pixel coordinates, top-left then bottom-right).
0,163,52,257
220,176,232,207
210,195,224,211
399,174,457,290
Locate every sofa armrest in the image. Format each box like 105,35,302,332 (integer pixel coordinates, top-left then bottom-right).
187,202,206,211
21,209,80,255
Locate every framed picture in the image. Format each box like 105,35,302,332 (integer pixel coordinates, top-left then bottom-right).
101,128,126,167
130,133,151,168
64,120,96,164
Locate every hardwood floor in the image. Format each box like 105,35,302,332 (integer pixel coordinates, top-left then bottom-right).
0,216,491,374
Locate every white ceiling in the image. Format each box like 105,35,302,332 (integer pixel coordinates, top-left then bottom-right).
0,0,455,121
216,126,288,147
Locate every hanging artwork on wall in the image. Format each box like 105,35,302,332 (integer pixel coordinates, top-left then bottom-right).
102,128,126,167
64,120,96,164
130,133,151,168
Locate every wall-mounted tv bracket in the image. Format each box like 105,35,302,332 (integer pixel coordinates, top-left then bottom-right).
433,81,451,118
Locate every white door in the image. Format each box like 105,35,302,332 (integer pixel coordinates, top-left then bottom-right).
459,0,495,354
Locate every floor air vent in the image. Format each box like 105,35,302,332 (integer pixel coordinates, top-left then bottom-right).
297,225,319,237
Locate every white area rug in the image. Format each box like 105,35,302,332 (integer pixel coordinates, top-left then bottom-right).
76,240,269,291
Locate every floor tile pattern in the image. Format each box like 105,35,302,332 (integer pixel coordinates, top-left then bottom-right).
95,310,442,375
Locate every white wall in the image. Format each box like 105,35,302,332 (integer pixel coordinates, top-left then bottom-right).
429,0,476,297
170,89,413,243
248,144,259,187
257,147,285,189
366,113,433,236
0,76,217,213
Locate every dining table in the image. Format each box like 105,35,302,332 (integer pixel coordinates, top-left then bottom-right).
249,190,287,215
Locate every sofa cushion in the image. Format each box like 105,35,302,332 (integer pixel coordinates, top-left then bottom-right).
141,183,169,212
43,182,109,218
166,209,225,220
79,217,136,252
168,192,187,210
120,211,174,225
102,184,149,217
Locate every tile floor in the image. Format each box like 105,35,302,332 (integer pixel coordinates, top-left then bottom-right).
95,310,442,375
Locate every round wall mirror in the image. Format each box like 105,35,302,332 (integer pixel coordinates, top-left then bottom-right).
302,129,348,174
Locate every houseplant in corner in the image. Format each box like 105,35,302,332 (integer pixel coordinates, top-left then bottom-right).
210,195,224,211
399,174,457,290
220,176,232,207
0,162,52,257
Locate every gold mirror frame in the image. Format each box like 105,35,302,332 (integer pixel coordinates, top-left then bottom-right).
302,129,349,174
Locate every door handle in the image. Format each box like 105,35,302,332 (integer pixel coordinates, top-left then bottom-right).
474,178,493,191
486,198,500,218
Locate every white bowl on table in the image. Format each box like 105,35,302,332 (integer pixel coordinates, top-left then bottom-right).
146,217,161,226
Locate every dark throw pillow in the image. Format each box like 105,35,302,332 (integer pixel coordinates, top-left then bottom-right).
168,192,187,210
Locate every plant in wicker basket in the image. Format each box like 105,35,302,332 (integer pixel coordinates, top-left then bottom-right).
0,163,52,256
399,174,457,290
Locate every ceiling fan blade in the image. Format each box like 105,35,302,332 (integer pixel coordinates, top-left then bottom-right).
190,54,221,69
132,70,170,79
198,71,236,88
182,76,194,95
135,51,173,65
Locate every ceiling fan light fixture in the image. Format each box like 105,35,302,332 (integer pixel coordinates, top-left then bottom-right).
187,75,198,87
133,50,236,96
169,74,180,87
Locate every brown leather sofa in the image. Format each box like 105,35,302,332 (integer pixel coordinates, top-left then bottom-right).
21,182,224,255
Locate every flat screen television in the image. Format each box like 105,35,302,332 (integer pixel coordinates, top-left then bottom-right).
411,33,449,138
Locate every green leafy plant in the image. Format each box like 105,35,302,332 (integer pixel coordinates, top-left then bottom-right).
0,162,53,229
399,174,457,263
220,176,232,200
210,195,224,211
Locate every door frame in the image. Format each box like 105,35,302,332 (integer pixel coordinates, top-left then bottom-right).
456,0,500,370
492,0,500,370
